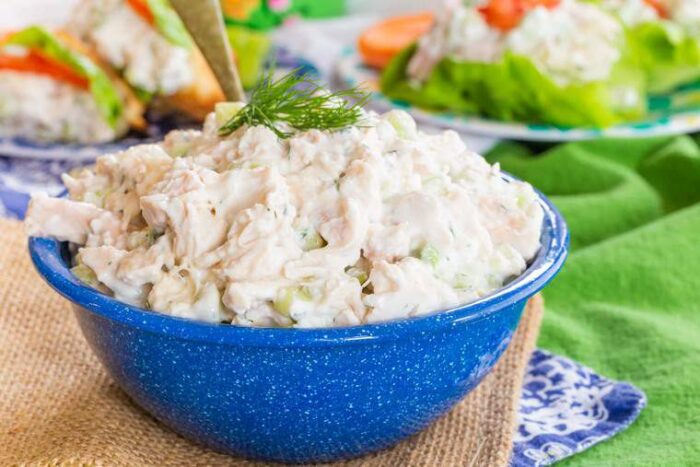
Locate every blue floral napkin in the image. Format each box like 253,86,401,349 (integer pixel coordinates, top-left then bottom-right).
511,350,647,466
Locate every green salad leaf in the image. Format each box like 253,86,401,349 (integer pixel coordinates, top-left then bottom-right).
381,44,646,128
585,0,700,92
2,26,123,128
626,20,700,94
146,0,192,49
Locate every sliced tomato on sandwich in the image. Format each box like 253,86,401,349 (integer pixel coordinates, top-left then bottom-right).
479,0,560,31
643,0,669,17
0,26,143,129
0,51,89,90
126,0,156,24
126,0,191,48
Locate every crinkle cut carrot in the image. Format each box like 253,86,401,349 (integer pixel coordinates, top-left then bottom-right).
358,12,434,69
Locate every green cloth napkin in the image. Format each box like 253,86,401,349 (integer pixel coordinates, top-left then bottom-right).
486,136,700,465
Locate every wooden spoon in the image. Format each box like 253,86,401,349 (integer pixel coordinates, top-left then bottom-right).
169,0,245,102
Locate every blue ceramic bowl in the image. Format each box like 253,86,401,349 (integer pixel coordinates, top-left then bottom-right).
28,186,567,464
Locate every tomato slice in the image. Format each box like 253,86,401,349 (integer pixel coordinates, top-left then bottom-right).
127,0,155,25
359,12,435,69
479,0,524,31
479,0,560,31
644,0,669,17
520,0,560,9
0,51,89,89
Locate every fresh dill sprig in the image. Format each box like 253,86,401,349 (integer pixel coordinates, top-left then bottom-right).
218,69,369,138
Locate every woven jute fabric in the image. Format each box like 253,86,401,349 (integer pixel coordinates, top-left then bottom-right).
0,218,543,467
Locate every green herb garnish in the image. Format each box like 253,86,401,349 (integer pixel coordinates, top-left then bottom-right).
218,70,368,138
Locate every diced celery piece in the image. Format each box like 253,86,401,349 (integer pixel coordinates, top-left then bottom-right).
516,193,529,208
299,228,327,251
215,101,246,127
419,244,440,268
273,287,313,317
127,228,158,249
170,142,190,158
346,266,369,285
71,264,99,287
385,110,417,139
453,273,472,290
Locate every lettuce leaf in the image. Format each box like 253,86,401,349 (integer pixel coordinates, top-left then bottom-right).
381,45,646,128
626,20,700,94
146,0,192,49
3,26,123,128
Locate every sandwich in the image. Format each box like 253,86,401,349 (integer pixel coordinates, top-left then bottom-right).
380,0,647,127
0,26,144,143
69,0,224,119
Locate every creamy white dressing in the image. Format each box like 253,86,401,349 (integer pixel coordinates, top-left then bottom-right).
408,4,504,81
26,109,544,328
508,2,622,85
669,0,700,35
602,0,660,25
0,71,124,143
603,0,700,34
70,0,193,94
408,0,623,86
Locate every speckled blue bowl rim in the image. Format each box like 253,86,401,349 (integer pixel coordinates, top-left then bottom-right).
28,174,568,348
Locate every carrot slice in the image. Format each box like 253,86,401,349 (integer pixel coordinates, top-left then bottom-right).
358,12,434,69
0,51,89,89
127,0,155,25
520,0,560,9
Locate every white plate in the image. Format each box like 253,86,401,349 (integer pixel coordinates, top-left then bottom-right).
336,49,700,141
0,124,172,162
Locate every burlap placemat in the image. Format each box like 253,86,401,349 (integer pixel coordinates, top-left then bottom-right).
0,218,543,466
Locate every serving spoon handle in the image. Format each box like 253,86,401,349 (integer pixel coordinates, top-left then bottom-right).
169,0,245,102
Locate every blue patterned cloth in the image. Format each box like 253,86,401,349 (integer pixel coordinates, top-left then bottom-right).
511,350,647,466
